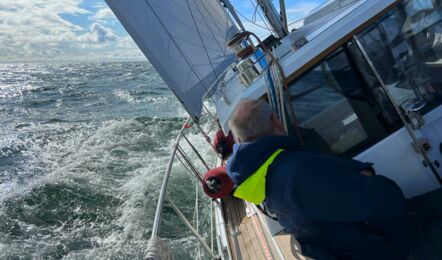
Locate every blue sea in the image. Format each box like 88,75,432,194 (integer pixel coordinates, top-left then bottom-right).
0,62,215,259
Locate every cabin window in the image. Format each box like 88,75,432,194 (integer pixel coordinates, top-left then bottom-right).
356,0,442,114
286,45,401,156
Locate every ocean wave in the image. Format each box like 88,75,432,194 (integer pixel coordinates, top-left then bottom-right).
0,62,214,259
0,84,47,99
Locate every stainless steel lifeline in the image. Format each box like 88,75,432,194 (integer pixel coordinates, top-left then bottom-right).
147,114,224,260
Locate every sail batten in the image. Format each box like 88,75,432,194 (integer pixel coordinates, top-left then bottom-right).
106,0,238,118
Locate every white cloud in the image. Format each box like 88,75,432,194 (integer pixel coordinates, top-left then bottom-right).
80,23,117,43
0,0,325,62
0,0,142,62
116,36,139,48
93,7,115,21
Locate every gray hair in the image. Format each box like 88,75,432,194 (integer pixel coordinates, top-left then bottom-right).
229,99,274,142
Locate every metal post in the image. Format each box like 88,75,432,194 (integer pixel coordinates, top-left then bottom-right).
353,36,442,184
151,118,191,239
279,0,288,33
166,197,219,259
177,146,204,183
195,183,201,260
256,0,288,38
182,134,210,171
210,201,214,253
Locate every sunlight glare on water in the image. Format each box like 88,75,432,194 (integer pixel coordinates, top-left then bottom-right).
0,62,215,259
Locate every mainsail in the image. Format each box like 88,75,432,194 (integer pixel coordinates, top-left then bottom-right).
106,0,239,119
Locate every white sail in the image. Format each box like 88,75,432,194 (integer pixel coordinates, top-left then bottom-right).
106,0,238,119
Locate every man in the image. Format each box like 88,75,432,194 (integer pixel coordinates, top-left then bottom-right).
226,99,410,259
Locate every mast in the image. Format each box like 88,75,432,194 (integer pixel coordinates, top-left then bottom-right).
279,0,288,33
256,0,288,38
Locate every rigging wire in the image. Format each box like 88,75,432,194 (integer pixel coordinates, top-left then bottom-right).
182,133,210,171
177,153,196,178
235,9,274,32
248,0,261,23
240,31,306,148
286,0,359,29
177,146,204,183
226,0,274,33
288,17,306,27
249,0,274,32
250,0,259,22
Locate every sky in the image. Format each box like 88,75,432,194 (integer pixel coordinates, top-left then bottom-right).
0,0,327,62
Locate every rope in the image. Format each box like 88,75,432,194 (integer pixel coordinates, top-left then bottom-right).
145,237,172,260
242,31,306,148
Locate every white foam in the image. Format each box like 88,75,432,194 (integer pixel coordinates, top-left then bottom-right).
1,62,220,258
113,89,136,103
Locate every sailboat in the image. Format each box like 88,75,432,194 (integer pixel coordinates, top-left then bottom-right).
105,0,442,258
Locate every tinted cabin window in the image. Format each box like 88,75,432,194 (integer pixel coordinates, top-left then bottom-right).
357,0,442,113
287,46,401,156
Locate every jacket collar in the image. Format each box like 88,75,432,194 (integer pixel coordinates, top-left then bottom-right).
233,149,284,204
226,135,301,185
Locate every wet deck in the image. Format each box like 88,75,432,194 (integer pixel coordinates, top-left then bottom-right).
221,196,274,260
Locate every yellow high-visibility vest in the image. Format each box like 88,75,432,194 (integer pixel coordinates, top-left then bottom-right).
233,149,284,204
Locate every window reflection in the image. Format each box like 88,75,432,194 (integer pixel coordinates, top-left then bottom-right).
357,0,442,113
287,47,396,156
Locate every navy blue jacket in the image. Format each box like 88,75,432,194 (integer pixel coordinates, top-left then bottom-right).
227,135,409,259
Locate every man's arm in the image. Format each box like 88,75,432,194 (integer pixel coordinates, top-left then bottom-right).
291,160,406,223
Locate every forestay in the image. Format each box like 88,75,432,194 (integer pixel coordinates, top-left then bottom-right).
106,0,238,119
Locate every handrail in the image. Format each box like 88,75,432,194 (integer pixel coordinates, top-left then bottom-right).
147,112,224,259
150,117,191,239
177,146,204,183
182,134,210,171
166,197,218,259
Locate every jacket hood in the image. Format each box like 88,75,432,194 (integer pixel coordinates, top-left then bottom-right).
226,135,302,185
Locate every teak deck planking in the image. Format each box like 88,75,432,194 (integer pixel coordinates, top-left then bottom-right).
222,196,270,260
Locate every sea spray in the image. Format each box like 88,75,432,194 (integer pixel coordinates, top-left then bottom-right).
0,62,215,259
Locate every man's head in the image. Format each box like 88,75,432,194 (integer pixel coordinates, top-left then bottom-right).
229,99,287,143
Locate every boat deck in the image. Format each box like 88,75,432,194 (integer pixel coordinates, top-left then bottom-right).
222,196,274,260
